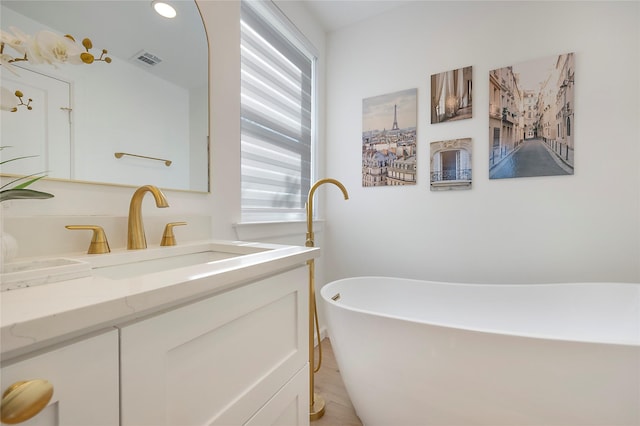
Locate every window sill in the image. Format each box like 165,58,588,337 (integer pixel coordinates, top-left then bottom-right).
233,220,324,241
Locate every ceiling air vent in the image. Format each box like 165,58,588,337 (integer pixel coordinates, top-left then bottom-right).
132,50,163,67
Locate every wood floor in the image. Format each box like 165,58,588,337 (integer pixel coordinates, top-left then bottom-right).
312,338,363,426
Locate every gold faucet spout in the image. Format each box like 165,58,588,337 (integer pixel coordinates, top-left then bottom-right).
305,178,349,248
127,185,169,250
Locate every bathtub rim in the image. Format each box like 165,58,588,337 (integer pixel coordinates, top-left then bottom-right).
320,276,640,348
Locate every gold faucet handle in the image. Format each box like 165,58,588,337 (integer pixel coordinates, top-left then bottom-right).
161,222,187,246
65,225,111,254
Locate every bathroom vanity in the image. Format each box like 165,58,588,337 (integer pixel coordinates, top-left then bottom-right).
0,240,317,425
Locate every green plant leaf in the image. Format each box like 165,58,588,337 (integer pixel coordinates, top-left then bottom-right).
0,188,54,202
11,175,47,189
0,173,47,191
0,146,54,201
0,154,38,166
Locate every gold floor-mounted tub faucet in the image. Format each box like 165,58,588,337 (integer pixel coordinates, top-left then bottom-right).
305,178,349,421
305,178,349,248
127,185,169,250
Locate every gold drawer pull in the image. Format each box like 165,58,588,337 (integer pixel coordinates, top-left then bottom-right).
1,379,54,424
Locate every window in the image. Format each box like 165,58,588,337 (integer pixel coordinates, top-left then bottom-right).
240,1,315,222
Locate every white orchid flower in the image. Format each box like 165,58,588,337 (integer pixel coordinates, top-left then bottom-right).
1,26,108,73
1,27,30,56
27,30,84,66
0,86,19,112
1,27,30,73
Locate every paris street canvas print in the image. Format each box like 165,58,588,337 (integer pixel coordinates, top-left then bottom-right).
489,53,575,179
362,88,417,187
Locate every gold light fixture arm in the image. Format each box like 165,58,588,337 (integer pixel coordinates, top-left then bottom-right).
305,178,349,422
114,152,172,167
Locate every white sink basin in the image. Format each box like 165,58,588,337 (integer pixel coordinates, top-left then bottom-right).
86,241,272,280
1,241,273,288
92,250,242,279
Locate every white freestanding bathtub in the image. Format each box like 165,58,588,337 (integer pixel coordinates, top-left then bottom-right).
320,277,640,426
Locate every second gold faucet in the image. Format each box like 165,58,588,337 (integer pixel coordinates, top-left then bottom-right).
127,185,169,250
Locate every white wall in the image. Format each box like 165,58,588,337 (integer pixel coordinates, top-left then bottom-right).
324,1,640,285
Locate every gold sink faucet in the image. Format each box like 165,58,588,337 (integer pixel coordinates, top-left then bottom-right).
127,185,169,250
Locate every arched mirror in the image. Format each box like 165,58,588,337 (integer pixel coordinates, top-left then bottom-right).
1,1,209,192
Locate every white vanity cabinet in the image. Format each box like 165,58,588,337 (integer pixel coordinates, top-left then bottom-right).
0,329,119,426
1,242,317,426
119,266,310,426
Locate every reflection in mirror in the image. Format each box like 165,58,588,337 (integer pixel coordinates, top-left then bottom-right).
0,1,209,192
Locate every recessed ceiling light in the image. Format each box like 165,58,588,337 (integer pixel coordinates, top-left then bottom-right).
152,1,177,18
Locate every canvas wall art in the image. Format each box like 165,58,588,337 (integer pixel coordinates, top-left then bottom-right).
362,88,417,187
489,53,575,179
430,66,472,124
430,138,473,191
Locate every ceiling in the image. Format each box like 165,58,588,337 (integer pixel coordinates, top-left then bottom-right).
301,0,410,32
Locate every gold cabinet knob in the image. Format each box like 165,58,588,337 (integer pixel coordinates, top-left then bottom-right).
160,222,187,246
65,225,111,254
1,379,54,424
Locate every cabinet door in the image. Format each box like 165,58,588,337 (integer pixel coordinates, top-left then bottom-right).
0,329,119,426
120,266,308,426
244,364,309,426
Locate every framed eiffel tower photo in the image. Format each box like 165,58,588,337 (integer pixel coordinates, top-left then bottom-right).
362,88,417,187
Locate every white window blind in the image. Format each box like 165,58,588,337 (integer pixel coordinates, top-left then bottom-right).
240,1,314,222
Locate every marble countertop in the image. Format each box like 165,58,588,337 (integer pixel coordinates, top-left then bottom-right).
1,240,319,360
